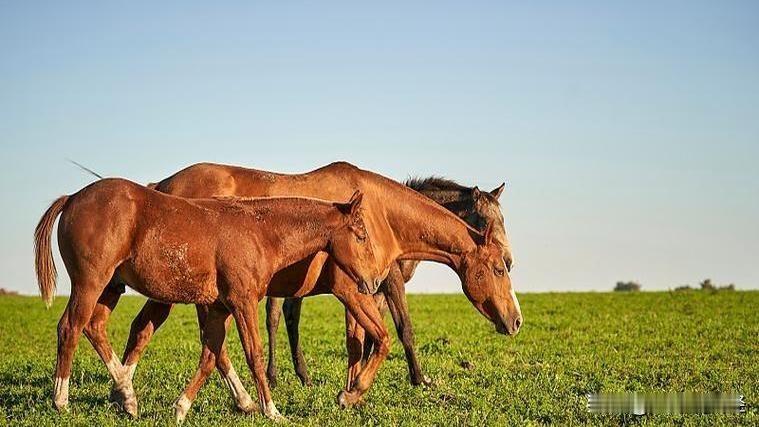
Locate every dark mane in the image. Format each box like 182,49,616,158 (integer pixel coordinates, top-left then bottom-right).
405,176,471,193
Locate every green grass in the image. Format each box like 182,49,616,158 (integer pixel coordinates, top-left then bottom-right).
0,291,756,426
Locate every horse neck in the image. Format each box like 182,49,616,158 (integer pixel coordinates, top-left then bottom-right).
418,189,474,219
243,201,341,273
382,186,478,270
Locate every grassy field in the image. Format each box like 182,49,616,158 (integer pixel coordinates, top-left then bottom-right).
0,291,756,426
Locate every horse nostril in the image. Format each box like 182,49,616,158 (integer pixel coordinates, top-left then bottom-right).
513,317,522,332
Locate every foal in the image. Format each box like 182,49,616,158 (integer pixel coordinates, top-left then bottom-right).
34,178,382,419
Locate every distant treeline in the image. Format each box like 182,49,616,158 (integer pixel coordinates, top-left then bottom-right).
614,281,642,292
674,279,735,292
613,279,736,292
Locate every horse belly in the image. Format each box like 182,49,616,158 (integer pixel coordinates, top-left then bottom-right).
264,253,329,297
117,244,218,305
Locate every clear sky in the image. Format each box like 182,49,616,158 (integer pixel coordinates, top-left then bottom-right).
1,1,757,295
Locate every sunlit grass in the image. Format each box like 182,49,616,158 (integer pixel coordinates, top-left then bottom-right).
0,291,756,425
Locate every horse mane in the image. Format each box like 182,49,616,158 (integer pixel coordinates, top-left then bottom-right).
405,176,471,193
210,194,332,205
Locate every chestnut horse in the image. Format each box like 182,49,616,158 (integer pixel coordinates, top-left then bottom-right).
266,176,511,388
106,162,521,419
34,178,383,420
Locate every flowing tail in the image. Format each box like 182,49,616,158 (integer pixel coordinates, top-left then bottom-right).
34,196,69,308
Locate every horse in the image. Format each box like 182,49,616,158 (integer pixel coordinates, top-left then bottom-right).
34,178,383,420
104,161,521,419
266,176,511,388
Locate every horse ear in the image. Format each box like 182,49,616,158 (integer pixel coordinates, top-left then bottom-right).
490,183,505,199
348,190,364,216
335,190,363,216
472,186,481,200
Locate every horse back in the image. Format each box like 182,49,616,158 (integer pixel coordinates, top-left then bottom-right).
154,161,368,200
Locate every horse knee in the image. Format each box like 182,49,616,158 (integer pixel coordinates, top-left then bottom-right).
375,335,390,357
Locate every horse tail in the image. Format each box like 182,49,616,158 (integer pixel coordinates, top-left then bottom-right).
34,195,69,308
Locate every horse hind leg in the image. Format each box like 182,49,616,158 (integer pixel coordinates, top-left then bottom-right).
53,277,105,412
83,279,138,416
112,297,174,404
230,298,285,422
175,304,257,423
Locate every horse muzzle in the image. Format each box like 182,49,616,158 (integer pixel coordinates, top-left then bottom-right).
496,314,522,336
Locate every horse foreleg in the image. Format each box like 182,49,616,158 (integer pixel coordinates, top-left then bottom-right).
174,303,235,423
336,292,389,408
265,297,282,388
196,305,256,414
383,264,431,386
283,297,312,386
344,309,365,391
361,291,386,367
228,295,285,422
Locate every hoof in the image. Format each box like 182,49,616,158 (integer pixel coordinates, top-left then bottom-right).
174,394,192,424
267,412,288,423
53,400,69,413
111,385,138,417
420,375,434,387
123,398,138,418
411,374,435,387
235,399,258,414
267,374,278,390
298,375,313,387
337,390,348,408
263,401,287,423
337,390,359,409
175,408,187,425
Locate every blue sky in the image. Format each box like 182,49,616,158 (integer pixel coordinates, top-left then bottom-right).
1,1,757,294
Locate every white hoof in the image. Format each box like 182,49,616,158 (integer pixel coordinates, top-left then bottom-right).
174,394,192,424
264,400,287,423
53,377,70,412
123,396,138,418
53,399,69,413
236,397,257,414
223,367,257,413
113,381,138,417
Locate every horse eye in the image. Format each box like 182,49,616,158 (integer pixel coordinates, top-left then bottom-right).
494,267,505,277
